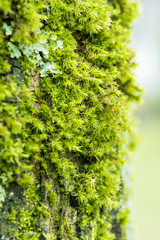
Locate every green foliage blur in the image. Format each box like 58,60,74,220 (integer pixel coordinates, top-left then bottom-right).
132,98,160,240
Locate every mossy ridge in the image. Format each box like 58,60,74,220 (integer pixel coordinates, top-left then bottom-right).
0,0,141,239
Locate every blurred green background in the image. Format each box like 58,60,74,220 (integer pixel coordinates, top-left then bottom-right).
132,101,160,240
132,0,160,239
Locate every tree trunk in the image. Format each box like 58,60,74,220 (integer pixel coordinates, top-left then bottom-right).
0,0,141,239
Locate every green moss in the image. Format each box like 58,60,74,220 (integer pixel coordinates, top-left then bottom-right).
0,0,141,239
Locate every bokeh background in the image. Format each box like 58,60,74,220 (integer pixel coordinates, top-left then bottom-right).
132,0,160,239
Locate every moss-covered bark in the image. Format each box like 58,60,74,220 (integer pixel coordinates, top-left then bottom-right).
0,0,141,239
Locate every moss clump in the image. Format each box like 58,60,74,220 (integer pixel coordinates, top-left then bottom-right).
0,0,141,239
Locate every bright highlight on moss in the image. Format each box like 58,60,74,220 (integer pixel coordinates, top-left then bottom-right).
0,0,141,239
